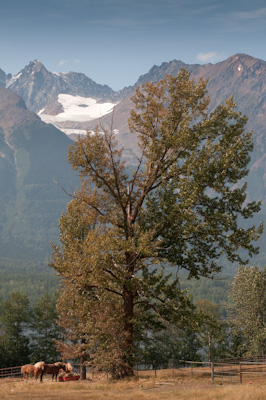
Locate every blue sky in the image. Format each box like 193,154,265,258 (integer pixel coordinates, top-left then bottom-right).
1,0,266,90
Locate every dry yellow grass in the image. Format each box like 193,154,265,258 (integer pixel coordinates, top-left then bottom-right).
1,369,266,400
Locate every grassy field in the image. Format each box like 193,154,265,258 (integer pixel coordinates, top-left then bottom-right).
1,369,266,400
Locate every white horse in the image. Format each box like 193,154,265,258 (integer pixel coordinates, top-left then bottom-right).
64,362,73,374
34,361,45,381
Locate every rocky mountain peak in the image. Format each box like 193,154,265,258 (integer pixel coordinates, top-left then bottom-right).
7,60,120,114
135,59,188,87
11,59,49,85
7,60,69,112
27,59,46,71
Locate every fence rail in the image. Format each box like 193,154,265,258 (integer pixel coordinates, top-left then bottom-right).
1,358,266,384
211,361,266,384
0,366,21,380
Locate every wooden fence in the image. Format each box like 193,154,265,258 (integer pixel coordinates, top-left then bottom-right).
135,359,266,384
211,361,266,384
0,366,21,379
134,360,212,379
2,359,266,384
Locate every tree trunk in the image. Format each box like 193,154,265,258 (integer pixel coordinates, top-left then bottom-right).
123,288,134,376
80,353,87,380
121,252,136,377
80,338,87,380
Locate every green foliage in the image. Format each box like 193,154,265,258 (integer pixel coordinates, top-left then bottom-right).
196,299,231,361
51,69,261,376
0,292,31,367
0,291,60,368
137,324,202,367
227,265,266,356
179,272,233,317
30,292,61,363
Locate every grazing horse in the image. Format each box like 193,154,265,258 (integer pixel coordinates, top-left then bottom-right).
21,364,35,380
64,362,73,374
34,361,46,380
40,362,67,382
55,361,73,374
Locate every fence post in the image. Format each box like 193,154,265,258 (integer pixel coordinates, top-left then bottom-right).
239,362,242,384
172,359,174,377
153,360,157,378
211,362,214,383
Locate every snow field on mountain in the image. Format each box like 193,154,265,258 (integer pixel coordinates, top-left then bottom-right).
39,94,117,123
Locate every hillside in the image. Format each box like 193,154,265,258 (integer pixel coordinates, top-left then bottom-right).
0,86,78,263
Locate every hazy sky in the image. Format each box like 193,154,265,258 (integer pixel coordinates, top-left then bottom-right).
1,0,266,90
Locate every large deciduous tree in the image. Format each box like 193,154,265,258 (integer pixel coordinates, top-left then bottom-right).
50,70,262,377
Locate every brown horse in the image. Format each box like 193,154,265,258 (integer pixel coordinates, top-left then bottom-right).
21,364,35,380
40,362,67,382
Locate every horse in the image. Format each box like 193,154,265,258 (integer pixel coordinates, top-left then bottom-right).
64,362,73,374
21,364,35,380
34,361,46,380
40,362,67,382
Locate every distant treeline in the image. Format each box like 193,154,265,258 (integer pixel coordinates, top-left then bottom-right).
0,257,233,310
0,291,60,368
0,259,59,304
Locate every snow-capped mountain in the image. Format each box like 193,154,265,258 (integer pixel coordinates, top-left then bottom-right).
3,54,266,144
4,54,266,161
6,60,124,136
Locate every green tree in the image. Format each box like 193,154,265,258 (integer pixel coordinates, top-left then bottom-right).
196,299,230,361
30,292,61,363
50,70,262,377
0,292,31,367
227,265,266,356
55,284,104,379
138,323,201,368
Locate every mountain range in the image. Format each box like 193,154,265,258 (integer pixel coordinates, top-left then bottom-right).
1,53,266,274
